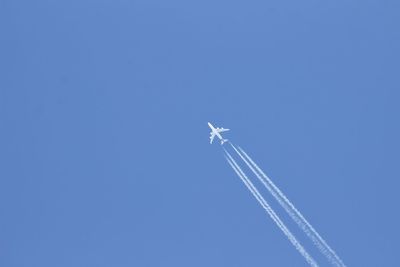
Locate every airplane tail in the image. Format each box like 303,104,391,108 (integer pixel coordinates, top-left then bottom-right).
221,139,228,145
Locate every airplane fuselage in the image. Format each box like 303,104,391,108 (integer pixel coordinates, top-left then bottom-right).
208,122,223,140
208,122,229,144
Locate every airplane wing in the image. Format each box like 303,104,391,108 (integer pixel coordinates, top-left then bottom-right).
216,128,230,133
209,133,216,144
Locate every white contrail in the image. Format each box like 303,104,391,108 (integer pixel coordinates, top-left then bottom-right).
224,151,319,267
229,143,345,267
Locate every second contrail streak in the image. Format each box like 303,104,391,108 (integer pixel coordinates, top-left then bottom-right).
224,150,319,267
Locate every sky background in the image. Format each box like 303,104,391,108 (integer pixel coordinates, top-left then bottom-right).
1,0,400,266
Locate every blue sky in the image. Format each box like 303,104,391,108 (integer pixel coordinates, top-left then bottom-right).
1,1,399,266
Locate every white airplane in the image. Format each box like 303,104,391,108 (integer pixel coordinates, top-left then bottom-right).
208,122,229,144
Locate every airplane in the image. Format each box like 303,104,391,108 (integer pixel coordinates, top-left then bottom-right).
208,122,230,144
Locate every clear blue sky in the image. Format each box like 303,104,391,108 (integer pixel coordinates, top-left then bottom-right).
1,1,399,266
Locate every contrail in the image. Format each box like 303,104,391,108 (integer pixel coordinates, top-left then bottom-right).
229,143,346,267
224,150,319,267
